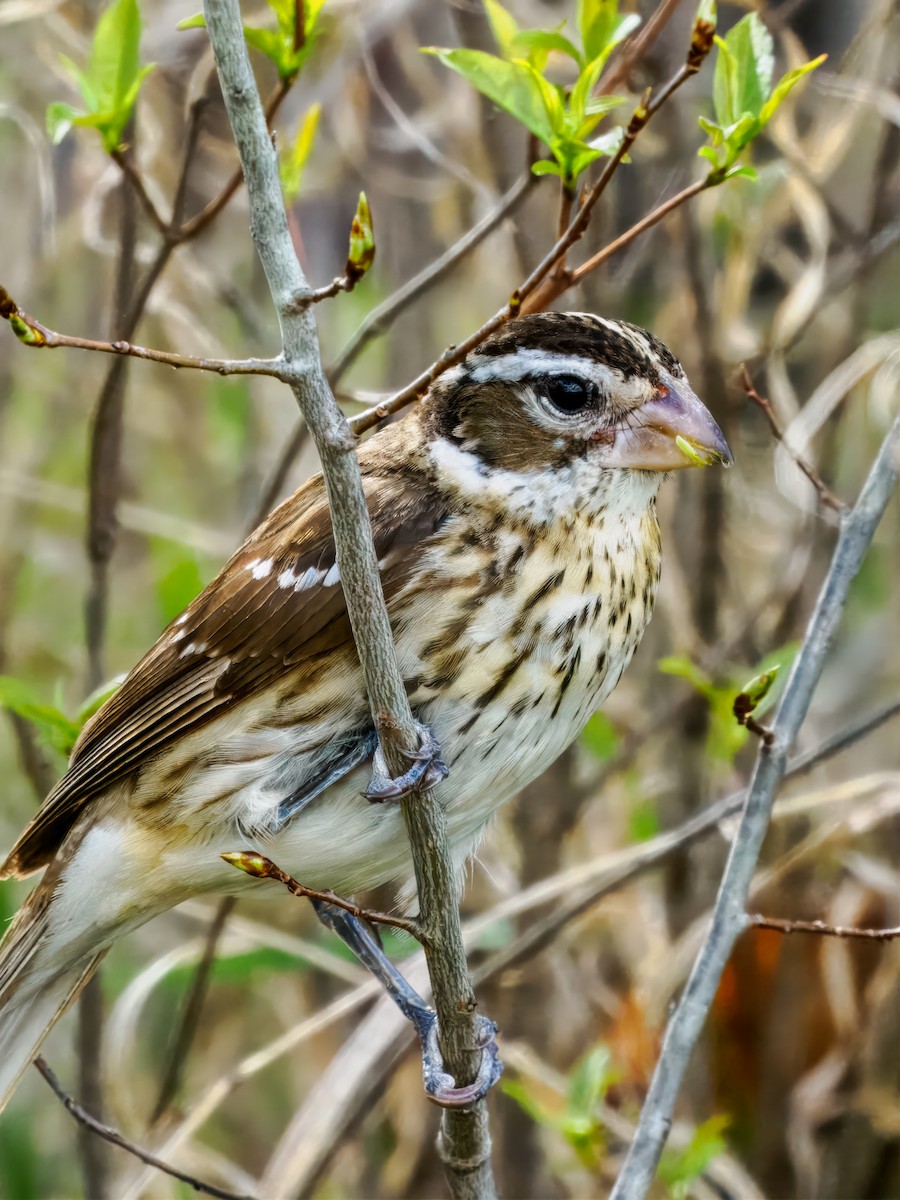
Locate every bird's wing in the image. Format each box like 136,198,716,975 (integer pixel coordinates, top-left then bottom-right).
3,458,450,877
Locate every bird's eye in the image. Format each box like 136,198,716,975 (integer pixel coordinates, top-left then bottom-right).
544,374,594,415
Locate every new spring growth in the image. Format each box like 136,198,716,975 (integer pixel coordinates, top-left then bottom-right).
221,850,271,878
688,0,717,73
346,192,375,283
733,665,781,746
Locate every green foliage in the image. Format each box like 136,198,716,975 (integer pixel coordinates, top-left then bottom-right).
280,103,322,202
503,1044,620,1169
425,0,637,186
0,674,124,760
150,539,205,626
698,13,825,182
658,1114,730,1198
46,0,154,152
179,0,328,82
659,644,797,763
581,710,620,759
346,192,376,282
0,676,80,757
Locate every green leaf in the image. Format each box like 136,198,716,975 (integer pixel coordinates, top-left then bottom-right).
50,0,154,152
75,677,124,729
0,677,80,757
531,160,566,178
501,1078,559,1129
484,0,519,57
566,1045,616,1117
759,54,826,125
658,1114,730,1196
581,711,619,759
713,14,773,127
569,53,617,129
424,47,557,144
512,29,583,70
280,103,322,202
243,25,287,68
176,11,205,30
578,0,641,64
46,101,81,145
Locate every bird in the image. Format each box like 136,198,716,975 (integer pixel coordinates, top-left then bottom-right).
0,310,731,1113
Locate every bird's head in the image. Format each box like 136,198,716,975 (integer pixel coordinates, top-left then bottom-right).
421,312,731,519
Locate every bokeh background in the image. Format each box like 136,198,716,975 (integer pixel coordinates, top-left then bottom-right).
0,0,898,1196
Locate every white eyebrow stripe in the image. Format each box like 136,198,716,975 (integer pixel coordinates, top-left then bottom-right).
464,350,631,392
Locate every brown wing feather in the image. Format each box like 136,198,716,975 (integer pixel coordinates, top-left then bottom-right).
4,432,449,877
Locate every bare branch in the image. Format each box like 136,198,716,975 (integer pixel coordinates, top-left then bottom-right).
220,852,423,940
201,2,496,1193
748,915,900,941
611,415,900,1200
0,291,288,376
110,149,169,235
741,364,847,512
35,1058,251,1200
348,43,710,437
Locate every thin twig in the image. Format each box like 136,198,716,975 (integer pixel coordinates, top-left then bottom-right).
348,31,712,437
748,915,900,941
220,852,423,940
610,416,900,1200
178,80,292,242
600,0,686,95
152,896,237,1123
201,4,496,1194
0,295,287,376
741,364,846,511
35,1058,252,1200
110,149,169,235
329,168,535,387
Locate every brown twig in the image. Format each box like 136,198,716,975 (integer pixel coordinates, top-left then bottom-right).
35,1058,252,1200
0,295,287,377
348,39,712,437
741,364,846,512
178,80,292,242
221,852,424,940
152,896,237,1123
110,149,169,235
600,0,686,95
748,915,900,941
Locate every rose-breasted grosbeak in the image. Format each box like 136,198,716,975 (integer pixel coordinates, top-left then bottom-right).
0,311,731,1111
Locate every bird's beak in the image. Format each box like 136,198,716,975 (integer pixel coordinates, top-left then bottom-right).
593,378,733,471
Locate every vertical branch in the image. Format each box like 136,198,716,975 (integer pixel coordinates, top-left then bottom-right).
610,415,900,1200
200,2,496,1195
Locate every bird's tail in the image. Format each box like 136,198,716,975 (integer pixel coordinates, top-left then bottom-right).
0,876,107,1114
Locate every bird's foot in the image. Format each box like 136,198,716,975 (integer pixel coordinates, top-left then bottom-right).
416,1009,503,1109
312,899,502,1108
364,721,449,802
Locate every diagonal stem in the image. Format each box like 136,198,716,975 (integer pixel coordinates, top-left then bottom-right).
610,415,900,1200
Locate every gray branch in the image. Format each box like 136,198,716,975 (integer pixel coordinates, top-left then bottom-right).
200,2,495,1195
611,414,900,1200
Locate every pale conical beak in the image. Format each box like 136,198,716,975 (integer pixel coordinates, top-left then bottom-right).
592,379,733,471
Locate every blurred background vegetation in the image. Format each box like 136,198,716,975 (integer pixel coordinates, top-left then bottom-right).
0,0,898,1197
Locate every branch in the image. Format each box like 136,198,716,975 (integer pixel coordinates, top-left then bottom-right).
35,1058,250,1200
748,915,900,941
611,414,900,1200
0,290,287,376
110,148,169,235
741,364,846,512
348,25,713,437
200,2,496,1195
220,852,423,939
329,168,535,387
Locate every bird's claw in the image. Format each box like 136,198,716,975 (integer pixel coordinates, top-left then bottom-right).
419,1012,503,1109
364,722,449,802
